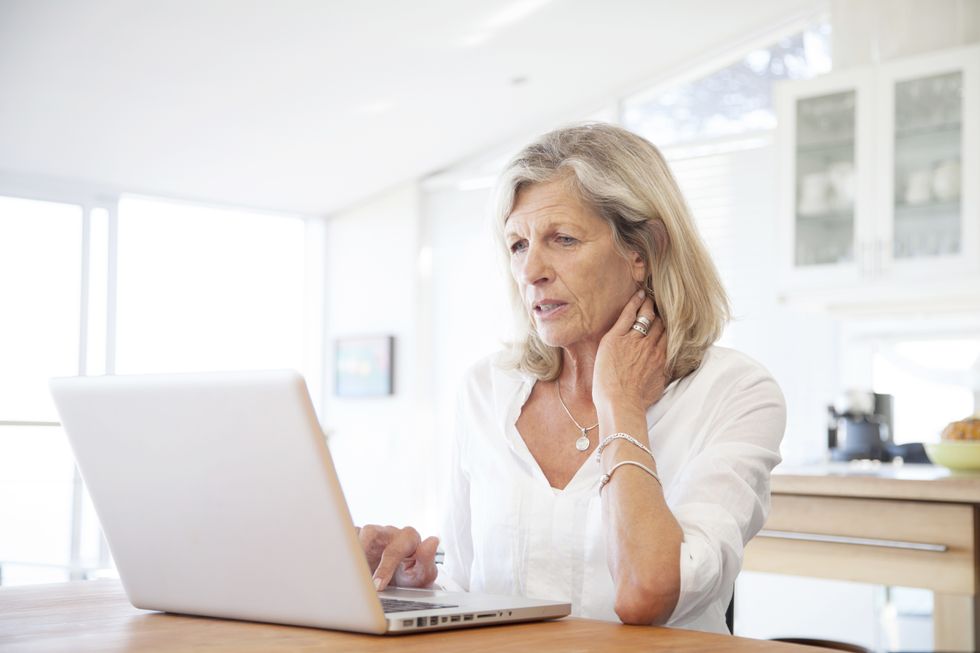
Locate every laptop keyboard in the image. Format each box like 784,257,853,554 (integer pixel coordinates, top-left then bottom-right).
380,598,459,613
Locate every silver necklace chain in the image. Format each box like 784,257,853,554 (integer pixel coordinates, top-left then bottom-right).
556,382,598,452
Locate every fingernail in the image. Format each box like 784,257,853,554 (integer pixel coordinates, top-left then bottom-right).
373,577,383,590
635,290,645,299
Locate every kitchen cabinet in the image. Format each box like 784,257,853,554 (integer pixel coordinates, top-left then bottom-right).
776,44,980,309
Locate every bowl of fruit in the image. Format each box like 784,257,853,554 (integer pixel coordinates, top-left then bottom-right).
926,416,980,471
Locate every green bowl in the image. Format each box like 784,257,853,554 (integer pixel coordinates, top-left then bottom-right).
925,441,980,471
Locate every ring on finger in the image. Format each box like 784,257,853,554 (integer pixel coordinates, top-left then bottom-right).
635,315,653,330
631,322,649,336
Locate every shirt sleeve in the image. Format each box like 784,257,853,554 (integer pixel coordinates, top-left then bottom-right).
435,393,474,593
665,369,786,626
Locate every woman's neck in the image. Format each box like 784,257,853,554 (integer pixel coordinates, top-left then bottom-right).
557,342,598,401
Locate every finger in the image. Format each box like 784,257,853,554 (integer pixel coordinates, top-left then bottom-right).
624,297,656,339
372,528,420,591
416,536,440,565
395,536,441,587
359,524,393,567
614,289,647,335
645,314,665,345
631,296,661,339
636,298,656,326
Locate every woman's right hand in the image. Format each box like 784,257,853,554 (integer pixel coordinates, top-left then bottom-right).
593,291,668,419
356,524,440,591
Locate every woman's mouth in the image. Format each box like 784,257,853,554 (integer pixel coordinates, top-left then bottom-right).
534,301,568,319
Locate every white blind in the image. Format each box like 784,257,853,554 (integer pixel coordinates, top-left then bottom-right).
662,135,777,343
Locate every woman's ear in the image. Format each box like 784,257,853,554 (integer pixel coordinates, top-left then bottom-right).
629,250,647,284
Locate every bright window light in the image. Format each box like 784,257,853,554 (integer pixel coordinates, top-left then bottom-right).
114,196,307,374
0,196,83,421
0,425,76,573
623,21,832,146
872,338,979,443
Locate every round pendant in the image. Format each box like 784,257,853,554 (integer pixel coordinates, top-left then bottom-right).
575,435,591,452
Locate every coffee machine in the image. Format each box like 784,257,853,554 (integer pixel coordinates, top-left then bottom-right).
827,390,893,461
828,390,932,463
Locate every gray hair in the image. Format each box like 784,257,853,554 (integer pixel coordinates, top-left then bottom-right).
493,122,730,382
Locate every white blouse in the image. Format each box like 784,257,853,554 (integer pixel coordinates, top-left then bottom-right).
437,345,786,634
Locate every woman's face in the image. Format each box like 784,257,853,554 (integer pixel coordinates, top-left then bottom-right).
504,178,645,350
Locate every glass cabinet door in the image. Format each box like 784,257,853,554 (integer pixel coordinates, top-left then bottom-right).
794,91,857,266
892,71,963,260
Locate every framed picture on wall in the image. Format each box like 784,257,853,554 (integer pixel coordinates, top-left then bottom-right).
334,335,394,397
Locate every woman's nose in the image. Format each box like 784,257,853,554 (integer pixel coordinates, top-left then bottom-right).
518,242,552,286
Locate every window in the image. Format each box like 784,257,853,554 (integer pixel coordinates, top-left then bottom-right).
0,192,322,586
872,337,979,444
0,196,84,585
0,197,82,421
623,21,832,146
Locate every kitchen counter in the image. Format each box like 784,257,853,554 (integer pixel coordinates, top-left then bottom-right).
772,461,980,503
745,462,980,652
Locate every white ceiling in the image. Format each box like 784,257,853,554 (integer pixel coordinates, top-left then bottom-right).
0,0,822,216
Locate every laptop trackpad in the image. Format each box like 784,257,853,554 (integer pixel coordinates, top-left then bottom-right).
379,587,451,600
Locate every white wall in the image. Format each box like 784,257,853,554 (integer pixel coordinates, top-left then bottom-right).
321,182,442,535
832,0,980,67
422,183,513,523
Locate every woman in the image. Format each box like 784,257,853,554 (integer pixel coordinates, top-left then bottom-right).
358,123,785,634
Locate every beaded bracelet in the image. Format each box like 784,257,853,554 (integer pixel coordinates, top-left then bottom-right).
594,432,654,463
598,460,662,495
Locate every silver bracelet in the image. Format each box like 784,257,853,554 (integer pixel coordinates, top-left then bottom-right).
595,432,654,463
598,460,662,495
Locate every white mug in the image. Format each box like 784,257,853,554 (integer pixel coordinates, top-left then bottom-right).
904,169,933,205
932,159,961,202
798,172,830,215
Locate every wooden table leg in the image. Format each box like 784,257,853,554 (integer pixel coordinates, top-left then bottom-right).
933,593,977,652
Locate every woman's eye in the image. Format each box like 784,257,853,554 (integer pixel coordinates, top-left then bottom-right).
556,235,577,246
509,240,527,254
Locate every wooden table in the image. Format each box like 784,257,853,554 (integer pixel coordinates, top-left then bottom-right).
0,580,814,653
744,462,980,653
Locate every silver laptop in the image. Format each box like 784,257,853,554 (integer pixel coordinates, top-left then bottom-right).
49,370,570,634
